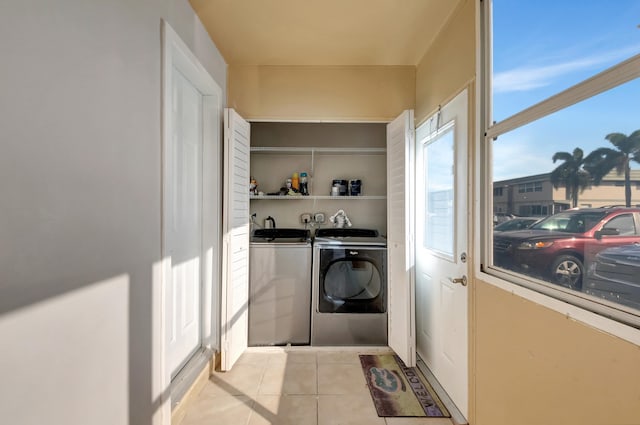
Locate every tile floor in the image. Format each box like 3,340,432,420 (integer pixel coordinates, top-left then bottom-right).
177,347,455,425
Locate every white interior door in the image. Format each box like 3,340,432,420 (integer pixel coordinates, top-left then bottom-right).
386,110,416,367
160,24,223,424
415,89,469,417
165,68,204,377
221,108,250,371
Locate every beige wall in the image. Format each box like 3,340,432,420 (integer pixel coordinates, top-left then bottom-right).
474,281,640,425
415,0,475,124
228,65,415,121
577,183,640,207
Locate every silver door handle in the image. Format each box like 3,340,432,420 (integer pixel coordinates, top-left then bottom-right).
450,275,467,286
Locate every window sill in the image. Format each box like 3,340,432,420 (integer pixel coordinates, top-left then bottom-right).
475,267,640,346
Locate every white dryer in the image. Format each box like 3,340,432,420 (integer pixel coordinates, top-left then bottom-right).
311,228,387,345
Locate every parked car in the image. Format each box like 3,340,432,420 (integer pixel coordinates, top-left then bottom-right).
493,217,541,233
584,243,640,310
493,212,516,225
493,208,640,290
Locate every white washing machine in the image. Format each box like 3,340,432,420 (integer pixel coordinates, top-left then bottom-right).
311,228,387,346
249,229,312,346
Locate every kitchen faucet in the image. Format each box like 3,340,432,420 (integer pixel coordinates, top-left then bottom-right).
329,209,352,228
250,213,260,231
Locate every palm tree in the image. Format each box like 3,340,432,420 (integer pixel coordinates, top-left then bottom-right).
550,148,591,208
584,130,640,207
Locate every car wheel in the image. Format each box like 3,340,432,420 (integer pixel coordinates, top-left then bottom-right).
551,255,583,290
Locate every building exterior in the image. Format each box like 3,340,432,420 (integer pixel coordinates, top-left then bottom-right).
494,170,640,217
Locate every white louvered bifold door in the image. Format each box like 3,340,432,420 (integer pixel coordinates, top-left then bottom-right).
386,110,416,367
221,108,250,371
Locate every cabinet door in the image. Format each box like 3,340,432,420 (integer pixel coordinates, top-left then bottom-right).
386,110,416,367
221,108,250,371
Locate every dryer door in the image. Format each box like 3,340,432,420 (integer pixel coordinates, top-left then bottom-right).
319,248,386,313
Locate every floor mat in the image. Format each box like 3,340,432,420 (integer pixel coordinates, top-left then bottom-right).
359,354,450,417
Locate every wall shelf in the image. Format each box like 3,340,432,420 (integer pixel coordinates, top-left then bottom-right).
250,146,386,155
250,195,386,200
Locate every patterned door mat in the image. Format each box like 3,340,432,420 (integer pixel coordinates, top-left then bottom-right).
359,354,450,417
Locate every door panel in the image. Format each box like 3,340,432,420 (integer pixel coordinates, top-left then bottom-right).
165,69,203,377
415,89,469,417
441,280,456,361
420,271,435,357
386,110,416,367
221,108,250,371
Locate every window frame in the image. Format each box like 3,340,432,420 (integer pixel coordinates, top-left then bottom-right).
477,0,640,334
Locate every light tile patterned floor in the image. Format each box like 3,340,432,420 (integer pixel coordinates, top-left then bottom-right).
177,347,455,425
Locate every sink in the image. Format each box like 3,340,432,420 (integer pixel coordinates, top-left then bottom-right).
252,228,310,240
315,228,379,238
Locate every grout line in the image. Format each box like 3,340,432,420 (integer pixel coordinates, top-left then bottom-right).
256,353,269,397
316,353,320,425
315,351,320,395
243,397,253,425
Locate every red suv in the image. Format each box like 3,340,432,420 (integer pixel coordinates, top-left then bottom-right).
493,208,640,290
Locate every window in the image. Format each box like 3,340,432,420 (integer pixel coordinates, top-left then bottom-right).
482,0,640,326
494,187,503,196
518,204,548,216
518,181,543,193
602,214,637,236
424,129,455,257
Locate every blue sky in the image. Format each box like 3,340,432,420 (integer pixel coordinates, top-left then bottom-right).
492,0,640,181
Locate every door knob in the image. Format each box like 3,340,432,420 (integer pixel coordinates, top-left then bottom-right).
450,275,467,286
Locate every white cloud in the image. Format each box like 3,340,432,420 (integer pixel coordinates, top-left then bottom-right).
494,58,598,93
493,45,640,94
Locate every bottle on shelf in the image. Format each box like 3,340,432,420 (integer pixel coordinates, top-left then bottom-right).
292,172,299,191
300,172,309,195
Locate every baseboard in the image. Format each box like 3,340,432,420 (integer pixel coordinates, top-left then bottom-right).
171,351,217,424
214,349,221,371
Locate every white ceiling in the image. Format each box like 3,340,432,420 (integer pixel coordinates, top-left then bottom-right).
189,0,462,66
